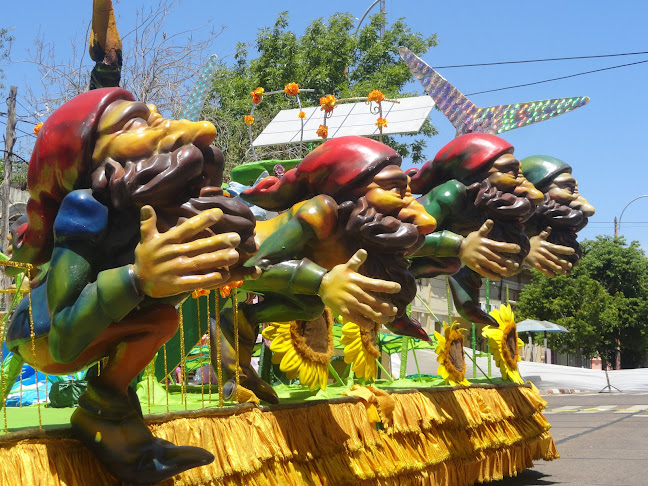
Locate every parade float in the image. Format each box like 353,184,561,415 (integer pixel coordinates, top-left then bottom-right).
0,1,596,484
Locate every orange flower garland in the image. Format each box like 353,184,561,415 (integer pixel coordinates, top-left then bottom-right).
284,82,300,96
298,111,306,119
319,95,337,113
244,115,255,126
316,125,328,139
33,122,44,135
367,90,385,103
376,117,388,128
192,289,210,299
251,87,265,104
219,280,244,298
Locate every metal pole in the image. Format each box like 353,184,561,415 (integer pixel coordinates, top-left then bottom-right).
486,278,491,377
618,195,648,234
544,331,548,364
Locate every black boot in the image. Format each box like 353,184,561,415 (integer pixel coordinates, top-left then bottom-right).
448,266,497,326
210,307,279,404
384,315,432,342
71,378,213,484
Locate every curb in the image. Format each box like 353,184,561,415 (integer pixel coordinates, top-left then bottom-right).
541,388,590,395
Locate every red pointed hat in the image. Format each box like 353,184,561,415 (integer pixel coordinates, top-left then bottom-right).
242,136,402,211
14,87,135,266
408,133,513,195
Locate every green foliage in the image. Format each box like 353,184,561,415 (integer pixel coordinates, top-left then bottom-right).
205,12,438,174
0,159,28,188
516,236,648,368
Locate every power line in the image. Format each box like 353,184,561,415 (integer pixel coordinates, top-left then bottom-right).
466,59,648,96
436,50,648,69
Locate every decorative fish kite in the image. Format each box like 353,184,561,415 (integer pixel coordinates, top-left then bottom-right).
399,47,589,137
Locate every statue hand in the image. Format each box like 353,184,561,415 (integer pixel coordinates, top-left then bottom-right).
319,249,400,330
133,205,260,298
459,219,521,280
525,228,574,277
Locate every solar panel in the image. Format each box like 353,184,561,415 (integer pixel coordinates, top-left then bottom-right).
252,96,434,147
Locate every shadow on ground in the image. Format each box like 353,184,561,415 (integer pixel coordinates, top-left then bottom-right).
480,469,558,485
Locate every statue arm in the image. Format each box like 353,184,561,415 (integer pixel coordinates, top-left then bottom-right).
246,195,338,268
46,191,143,363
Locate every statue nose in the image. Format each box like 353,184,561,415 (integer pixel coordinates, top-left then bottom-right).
161,119,217,149
514,178,544,205
399,200,437,235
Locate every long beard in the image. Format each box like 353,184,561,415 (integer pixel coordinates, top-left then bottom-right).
531,194,585,264
90,144,257,255
338,197,422,317
470,180,534,260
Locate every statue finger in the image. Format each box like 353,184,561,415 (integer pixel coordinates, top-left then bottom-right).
345,249,368,272
351,273,401,294
347,300,390,324
165,208,224,243
139,205,160,243
158,232,240,260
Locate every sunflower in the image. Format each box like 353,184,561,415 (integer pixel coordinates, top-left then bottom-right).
434,321,470,386
483,304,525,384
262,309,334,391
340,319,381,382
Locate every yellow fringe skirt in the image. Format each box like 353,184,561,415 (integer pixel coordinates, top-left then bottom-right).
0,384,558,485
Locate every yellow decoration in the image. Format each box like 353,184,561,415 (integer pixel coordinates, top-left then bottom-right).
340,319,380,381
434,321,470,387
0,385,557,485
319,94,337,113
376,117,388,128
298,110,306,119
316,124,328,139
250,87,264,104
367,89,386,102
284,82,300,96
483,304,525,384
262,310,334,391
33,122,44,135
244,115,255,126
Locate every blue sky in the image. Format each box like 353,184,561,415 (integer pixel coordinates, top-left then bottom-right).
3,0,648,250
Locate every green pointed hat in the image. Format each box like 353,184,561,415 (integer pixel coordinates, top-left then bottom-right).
520,155,572,191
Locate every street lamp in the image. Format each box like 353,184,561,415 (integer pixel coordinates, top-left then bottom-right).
354,0,386,37
615,195,648,236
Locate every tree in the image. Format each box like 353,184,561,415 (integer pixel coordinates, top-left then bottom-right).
516,236,648,368
0,27,13,91
21,0,223,126
205,12,438,173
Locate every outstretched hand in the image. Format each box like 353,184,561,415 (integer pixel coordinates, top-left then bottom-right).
133,205,260,298
319,249,400,330
459,219,521,280
525,228,575,277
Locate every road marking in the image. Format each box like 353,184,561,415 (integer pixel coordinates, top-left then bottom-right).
614,405,648,413
552,405,584,411
546,404,648,414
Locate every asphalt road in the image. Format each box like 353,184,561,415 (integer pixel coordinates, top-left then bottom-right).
483,392,648,486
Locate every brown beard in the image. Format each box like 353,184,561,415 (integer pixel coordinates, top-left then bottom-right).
338,197,422,318
89,144,257,255
469,179,535,260
530,194,585,264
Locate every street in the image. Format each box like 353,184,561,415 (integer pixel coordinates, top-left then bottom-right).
484,392,648,485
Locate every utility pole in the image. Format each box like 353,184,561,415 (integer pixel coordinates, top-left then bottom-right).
614,216,618,237
2,86,17,255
